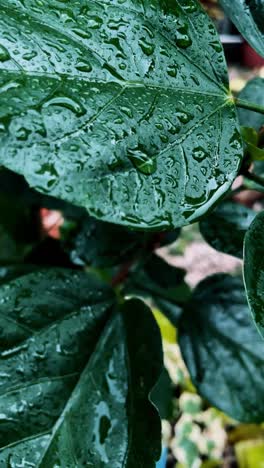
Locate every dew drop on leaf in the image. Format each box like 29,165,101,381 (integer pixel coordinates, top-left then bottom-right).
42,96,86,116
127,148,157,175
167,65,178,77
192,146,208,161
0,45,10,62
75,60,92,73
139,38,155,56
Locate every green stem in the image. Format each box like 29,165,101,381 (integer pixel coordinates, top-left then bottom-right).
235,98,264,115
244,170,264,188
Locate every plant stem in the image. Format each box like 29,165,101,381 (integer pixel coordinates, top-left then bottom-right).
111,260,134,287
244,170,264,188
235,98,264,115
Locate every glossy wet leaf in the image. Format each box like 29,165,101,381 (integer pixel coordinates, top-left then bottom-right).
244,211,264,338
151,367,173,420
238,78,264,131
0,0,242,229
0,264,37,285
200,201,255,258
62,214,180,268
0,271,162,466
179,274,264,422
219,0,264,58
126,254,190,325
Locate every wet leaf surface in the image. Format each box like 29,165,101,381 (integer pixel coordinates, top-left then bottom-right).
0,0,242,229
179,274,264,422
219,0,264,58
0,270,162,466
244,211,264,338
200,201,255,259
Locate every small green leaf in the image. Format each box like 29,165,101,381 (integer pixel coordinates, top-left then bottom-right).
126,254,190,325
179,274,264,422
238,78,264,131
0,0,242,229
241,126,264,161
200,201,255,258
244,211,264,338
0,271,162,466
247,144,264,161
62,214,180,268
219,0,264,58
241,126,259,146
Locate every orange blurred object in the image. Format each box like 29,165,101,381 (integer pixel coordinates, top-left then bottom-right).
40,208,63,239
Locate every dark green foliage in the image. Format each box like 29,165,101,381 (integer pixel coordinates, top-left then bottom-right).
0,0,242,229
200,201,255,258
0,0,263,465
125,254,190,325
179,274,264,422
244,211,264,337
0,271,162,466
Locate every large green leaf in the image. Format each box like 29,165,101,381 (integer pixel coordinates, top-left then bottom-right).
200,201,255,259
179,274,264,422
238,78,264,131
0,0,242,229
0,270,162,466
244,211,264,337
219,0,264,58
125,254,190,325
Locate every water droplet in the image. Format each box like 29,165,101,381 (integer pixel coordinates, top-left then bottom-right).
0,45,10,62
75,60,92,73
99,415,111,444
176,110,193,124
128,148,157,175
72,28,92,39
209,41,222,53
120,106,133,118
167,65,177,77
192,146,208,161
176,33,192,48
87,16,103,29
229,131,242,151
15,127,31,141
139,38,155,56
42,96,86,116
22,50,38,61
182,0,197,13
175,20,192,48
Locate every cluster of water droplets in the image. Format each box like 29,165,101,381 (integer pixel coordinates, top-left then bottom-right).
0,270,117,462
0,0,242,228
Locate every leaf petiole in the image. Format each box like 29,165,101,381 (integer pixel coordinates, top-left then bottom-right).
243,170,264,188
235,98,264,116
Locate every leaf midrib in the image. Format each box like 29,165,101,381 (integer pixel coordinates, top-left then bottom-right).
36,313,116,467
0,298,112,359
